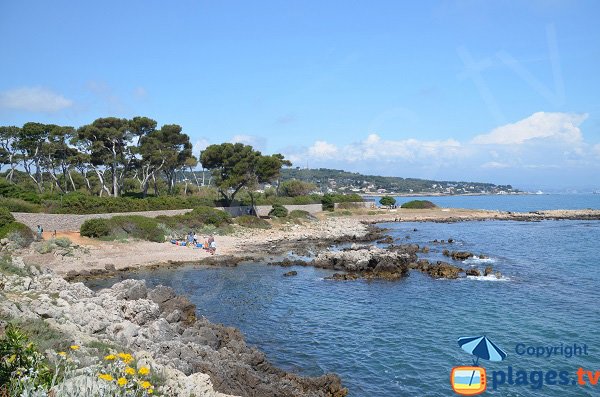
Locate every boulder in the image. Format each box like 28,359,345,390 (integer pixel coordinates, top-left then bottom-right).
450,251,474,261
425,261,462,279
465,268,481,277
107,279,148,301
283,271,298,277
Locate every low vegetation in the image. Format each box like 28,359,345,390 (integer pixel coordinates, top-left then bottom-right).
0,323,159,396
234,215,272,229
400,199,437,209
80,206,233,242
268,204,289,218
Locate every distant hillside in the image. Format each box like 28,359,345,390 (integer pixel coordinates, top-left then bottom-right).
280,168,517,195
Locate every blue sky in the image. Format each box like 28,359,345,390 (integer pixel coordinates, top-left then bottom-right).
1,0,599,190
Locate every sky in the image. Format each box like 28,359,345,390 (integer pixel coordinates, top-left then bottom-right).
1,0,599,191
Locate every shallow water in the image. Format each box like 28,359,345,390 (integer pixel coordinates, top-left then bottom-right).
92,219,600,396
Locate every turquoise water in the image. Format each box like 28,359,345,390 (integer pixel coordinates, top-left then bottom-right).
96,217,600,396
368,193,600,212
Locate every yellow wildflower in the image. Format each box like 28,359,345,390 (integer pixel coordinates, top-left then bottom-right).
70,345,80,351
58,351,67,357
98,374,113,382
148,390,154,394
124,366,136,376
104,354,116,361
117,377,127,387
138,366,150,376
117,353,133,364
140,381,152,389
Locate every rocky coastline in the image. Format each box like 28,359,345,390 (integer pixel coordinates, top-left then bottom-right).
0,259,347,397
3,208,593,396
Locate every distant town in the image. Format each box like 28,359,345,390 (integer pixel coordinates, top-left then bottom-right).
279,168,520,196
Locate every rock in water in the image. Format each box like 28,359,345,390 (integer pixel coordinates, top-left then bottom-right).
465,268,481,277
450,251,473,261
283,271,298,277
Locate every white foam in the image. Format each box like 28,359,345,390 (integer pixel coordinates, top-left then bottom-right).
463,257,496,264
466,275,510,282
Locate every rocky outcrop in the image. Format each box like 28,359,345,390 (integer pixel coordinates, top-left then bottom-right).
465,268,481,277
0,267,348,397
315,246,415,281
283,271,298,277
450,251,474,261
410,259,463,279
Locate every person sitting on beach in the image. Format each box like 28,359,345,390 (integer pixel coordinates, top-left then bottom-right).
187,232,195,246
193,232,199,244
209,236,216,255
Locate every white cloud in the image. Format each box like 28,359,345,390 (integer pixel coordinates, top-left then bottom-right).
481,161,510,169
472,111,588,145
593,144,600,157
0,86,73,112
231,134,267,150
331,134,463,163
308,140,339,158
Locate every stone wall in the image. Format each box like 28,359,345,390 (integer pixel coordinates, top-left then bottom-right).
11,203,327,231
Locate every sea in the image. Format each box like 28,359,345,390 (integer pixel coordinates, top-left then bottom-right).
90,194,600,396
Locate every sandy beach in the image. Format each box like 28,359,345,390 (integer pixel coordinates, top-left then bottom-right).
17,207,600,277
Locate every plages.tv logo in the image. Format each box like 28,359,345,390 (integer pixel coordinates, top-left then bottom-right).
451,335,508,395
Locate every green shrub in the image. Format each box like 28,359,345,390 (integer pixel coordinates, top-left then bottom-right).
0,197,42,212
0,207,15,228
268,204,289,218
288,210,313,220
235,215,271,229
0,222,34,247
35,238,73,254
80,218,111,238
321,194,335,211
53,237,72,248
109,215,165,242
401,200,437,209
188,206,232,226
46,192,218,214
0,324,52,389
0,180,42,203
379,196,397,207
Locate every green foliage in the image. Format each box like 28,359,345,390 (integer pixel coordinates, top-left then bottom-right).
0,254,28,276
288,210,313,220
321,194,335,211
235,215,272,229
0,197,41,212
200,143,289,206
188,206,232,226
0,222,34,247
379,196,397,206
0,323,52,389
268,204,289,218
400,199,437,209
0,180,42,203
80,218,111,238
108,215,165,243
0,207,15,228
279,179,317,197
35,238,73,254
44,193,216,214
